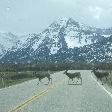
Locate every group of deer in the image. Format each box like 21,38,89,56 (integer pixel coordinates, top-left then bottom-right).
1,69,109,86
33,70,82,85
34,69,110,85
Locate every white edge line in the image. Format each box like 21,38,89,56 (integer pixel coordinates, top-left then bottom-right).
91,73,112,98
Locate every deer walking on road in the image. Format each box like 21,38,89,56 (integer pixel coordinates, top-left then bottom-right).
33,71,52,85
64,70,82,85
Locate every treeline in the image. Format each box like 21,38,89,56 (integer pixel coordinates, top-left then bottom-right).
0,62,112,72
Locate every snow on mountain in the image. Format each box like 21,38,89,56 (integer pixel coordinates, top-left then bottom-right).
10,18,69,55
0,32,17,48
1,18,112,63
10,18,112,54
0,32,34,58
11,34,35,51
0,32,19,58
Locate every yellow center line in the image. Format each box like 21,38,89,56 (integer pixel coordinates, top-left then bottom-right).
8,78,66,112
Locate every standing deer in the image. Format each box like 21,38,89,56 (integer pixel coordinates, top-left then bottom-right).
64,70,82,85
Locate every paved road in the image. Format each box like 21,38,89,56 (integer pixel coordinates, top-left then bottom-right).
0,70,112,112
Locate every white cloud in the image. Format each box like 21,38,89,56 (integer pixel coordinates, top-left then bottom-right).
89,6,103,20
50,0,76,6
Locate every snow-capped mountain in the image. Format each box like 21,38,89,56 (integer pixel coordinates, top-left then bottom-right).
0,31,35,59
0,32,19,58
1,18,112,64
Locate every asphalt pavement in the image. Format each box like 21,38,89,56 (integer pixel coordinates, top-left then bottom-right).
0,70,112,112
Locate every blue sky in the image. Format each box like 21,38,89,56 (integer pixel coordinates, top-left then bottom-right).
0,0,112,34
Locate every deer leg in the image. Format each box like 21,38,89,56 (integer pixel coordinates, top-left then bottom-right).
48,77,51,84
50,78,52,84
97,78,98,81
47,77,51,85
1,78,5,87
72,78,74,84
37,80,39,85
106,76,108,81
68,78,70,84
48,80,49,85
73,78,75,83
75,77,78,84
37,78,41,85
101,78,103,85
80,77,82,85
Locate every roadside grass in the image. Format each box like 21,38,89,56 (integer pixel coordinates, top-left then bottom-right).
0,71,55,89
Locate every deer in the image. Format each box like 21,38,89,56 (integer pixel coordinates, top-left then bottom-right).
91,69,109,85
64,70,82,85
33,71,52,85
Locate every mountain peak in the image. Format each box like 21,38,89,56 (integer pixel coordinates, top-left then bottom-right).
49,17,68,29
49,17,79,28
